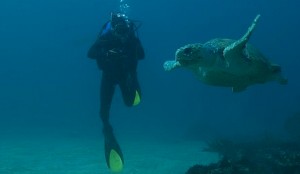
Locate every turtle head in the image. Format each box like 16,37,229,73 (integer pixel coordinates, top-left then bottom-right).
175,44,203,68
164,43,207,72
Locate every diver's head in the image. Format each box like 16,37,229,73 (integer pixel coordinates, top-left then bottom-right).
110,12,131,39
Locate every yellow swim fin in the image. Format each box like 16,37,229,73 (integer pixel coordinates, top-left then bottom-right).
104,127,124,173
109,149,124,172
133,90,141,106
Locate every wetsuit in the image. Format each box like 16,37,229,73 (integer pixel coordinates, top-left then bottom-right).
87,20,144,169
88,20,144,124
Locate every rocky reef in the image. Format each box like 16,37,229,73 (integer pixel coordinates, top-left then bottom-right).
185,138,300,174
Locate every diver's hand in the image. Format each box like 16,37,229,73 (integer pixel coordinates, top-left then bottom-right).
106,48,124,58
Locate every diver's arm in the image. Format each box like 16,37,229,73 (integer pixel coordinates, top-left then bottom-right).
134,38,145,60
87,37,108,59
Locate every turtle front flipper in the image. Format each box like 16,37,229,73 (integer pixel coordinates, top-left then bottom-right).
223,14,261,64
163,60,181,71
232,86,247,92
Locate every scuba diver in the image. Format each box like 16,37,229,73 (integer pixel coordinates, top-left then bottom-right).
87,12,145,172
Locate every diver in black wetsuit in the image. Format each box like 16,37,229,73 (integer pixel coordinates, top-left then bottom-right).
87,12,144,172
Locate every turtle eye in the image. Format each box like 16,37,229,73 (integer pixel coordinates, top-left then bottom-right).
183,47,192,56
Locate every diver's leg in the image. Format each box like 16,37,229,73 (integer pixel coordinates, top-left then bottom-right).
100,73,115,127
119,71,142,107
100,73,124,171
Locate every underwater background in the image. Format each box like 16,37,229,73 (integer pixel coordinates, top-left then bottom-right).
0,0,300,173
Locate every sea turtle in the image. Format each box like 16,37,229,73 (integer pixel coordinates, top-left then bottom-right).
164,15,287,92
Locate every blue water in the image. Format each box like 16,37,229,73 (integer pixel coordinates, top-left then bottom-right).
0,0,300,171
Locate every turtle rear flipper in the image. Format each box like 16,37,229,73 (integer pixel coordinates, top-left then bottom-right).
271,64,288,85
278,78,288,85
271,64,281,73
223,15,261,64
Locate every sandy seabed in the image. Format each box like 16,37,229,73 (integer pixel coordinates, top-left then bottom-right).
0,135,219,174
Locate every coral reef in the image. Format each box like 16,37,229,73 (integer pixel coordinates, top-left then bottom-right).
185,138,300,174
